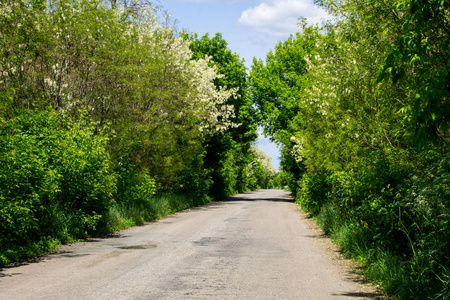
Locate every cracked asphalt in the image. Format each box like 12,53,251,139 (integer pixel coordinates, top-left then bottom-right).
0,189,380,299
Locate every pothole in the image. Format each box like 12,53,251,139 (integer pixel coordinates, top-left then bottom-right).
116,244,157,250
193,237,225,246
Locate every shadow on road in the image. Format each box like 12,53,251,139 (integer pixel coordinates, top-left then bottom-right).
217,190,294,203
304,233,329,239
221,196,294,203
333,291,383,299
0,250,92,277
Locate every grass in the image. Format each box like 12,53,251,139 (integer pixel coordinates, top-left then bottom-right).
314,204,415,299
0,192,211,267
107,192,212,232
0,237,62,267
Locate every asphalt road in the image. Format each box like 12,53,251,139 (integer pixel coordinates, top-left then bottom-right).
0,189,380,299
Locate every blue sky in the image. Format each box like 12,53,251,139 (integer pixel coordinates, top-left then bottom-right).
159,0,328,170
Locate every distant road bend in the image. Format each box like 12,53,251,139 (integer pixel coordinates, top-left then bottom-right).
0,189,380,299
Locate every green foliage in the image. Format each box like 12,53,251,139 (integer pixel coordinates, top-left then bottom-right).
317,204,395,296
271,171,291,190
0,0,236,194
186,32,260,197
108,192,199,231
115,159,157,210
380,0,450,143
296,173,331,216
0,0,270,267
0,110,115,265
249,31,317,193
250,34,308,146
176,153,213,202
252,0,449,298
304,149,450,298
245,145,277,190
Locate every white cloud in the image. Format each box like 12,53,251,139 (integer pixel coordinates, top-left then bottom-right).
238,0,329,36
248,35,268,47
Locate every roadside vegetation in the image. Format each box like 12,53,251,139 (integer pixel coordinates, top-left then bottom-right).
1,0,448,299
0,0,275,266
250,1,449,299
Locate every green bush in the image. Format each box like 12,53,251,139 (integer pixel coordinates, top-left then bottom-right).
272,171,291,190
297,172,331,216
0,110,115,265
115,156,157,207
307,151,450,299
177,153,213,203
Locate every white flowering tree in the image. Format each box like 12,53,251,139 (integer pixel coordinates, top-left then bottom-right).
250,1,450,297
0,0,241,187
247,145,277,189
186,32,260,196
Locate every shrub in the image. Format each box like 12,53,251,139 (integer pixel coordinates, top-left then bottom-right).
297,172,331,216
0,110,116,265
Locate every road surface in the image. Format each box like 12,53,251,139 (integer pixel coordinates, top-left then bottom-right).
0,189,380,299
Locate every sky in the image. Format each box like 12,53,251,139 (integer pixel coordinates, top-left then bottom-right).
159,0,329,170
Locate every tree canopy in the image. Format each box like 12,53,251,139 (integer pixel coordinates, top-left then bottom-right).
249,1,449,298
1,0,448,297
0,0,274,266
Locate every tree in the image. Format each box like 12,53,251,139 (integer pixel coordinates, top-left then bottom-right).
186,32,258,196
0,0,241,189
249,29,319,192
379,0,450,143
258,1,450,297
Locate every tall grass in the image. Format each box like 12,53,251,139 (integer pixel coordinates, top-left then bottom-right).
315,203,450,299
107,192,211,231
315,204,414,299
